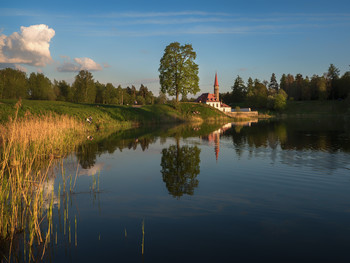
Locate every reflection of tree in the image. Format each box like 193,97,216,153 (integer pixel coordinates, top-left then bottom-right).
76,142,99,169
161,141,201,198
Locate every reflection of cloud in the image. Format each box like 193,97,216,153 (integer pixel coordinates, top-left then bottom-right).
0,24,55,66
78,162,104,176
41,177,58,209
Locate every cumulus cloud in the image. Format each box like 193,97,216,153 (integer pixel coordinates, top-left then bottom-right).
0,24,55,67
57,57,102,72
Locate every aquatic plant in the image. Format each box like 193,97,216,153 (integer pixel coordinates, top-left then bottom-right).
0,100,86,261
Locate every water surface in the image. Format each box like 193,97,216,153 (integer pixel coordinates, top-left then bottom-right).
47,118,350,262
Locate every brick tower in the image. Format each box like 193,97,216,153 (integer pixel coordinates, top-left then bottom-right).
214,73,219,101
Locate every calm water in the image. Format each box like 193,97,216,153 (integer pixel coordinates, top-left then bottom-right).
45,118,350,262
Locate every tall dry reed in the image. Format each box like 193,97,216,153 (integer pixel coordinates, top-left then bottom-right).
0,100,86,261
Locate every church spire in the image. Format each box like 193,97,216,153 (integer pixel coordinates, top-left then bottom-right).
214,73,219,101
214,72,219,87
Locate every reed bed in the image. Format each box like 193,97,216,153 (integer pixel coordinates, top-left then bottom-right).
0,100,87,261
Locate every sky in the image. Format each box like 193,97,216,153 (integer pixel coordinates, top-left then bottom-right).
0,0,349,96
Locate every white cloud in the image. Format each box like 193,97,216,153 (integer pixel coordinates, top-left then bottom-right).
0,24,55,67
57,57,102,72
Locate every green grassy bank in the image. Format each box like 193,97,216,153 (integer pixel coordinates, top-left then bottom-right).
0,100,231,128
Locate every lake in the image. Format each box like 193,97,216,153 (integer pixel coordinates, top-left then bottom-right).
41,118,350,262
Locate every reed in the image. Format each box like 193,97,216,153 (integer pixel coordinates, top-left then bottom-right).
0,99,87,261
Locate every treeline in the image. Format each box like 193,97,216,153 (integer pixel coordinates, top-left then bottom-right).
0,68,167,105
221,64,350,110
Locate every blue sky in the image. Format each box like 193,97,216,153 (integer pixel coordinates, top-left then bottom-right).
0,0,349,96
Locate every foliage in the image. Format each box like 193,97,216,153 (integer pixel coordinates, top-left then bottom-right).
28,72,55,100
231,75,246,102
155,91,167,104
159,42,200,102
268,73,279,92
246,79,268,108
54,79,73,101
73,70,96,103
0,68,28,99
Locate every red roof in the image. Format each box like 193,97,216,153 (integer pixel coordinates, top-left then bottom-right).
196,93,218,103
214,73,219,87
221,103,231,108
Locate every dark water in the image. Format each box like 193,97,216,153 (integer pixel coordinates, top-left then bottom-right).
47,118,350,262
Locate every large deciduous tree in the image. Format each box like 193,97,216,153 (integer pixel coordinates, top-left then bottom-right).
158,42,199,102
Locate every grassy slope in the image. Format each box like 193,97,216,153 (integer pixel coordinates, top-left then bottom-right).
0,99,230,126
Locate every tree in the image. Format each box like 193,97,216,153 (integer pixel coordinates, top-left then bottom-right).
160,140,201,198
28,72,55,100
104,83,116,104
231,75,246,102
0,68,28,99
159,42,199,102
338,71,350,99
54,80,72,101
73,70,96,103
268,73,279,92
95,81,105,104
246,79,268,108
327,63,340,99
274,89,288,111
155,91,167,104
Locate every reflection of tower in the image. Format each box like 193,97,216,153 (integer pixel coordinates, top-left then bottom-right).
207,130,221,161
214,73,219,101
214,131,220,161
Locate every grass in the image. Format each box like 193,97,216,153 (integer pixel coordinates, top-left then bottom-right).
0,100,88,261
0,100,232,127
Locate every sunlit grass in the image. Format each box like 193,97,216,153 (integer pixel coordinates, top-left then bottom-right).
0,99,87,261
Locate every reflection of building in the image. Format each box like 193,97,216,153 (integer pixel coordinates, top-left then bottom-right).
202,123,232,161
196,73,231,112
202,122,260,161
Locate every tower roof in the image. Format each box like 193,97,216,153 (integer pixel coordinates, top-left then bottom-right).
214,73,219,87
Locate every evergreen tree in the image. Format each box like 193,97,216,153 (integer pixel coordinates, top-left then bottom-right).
268,73,279,92
327,63,340,99
231,75,246,102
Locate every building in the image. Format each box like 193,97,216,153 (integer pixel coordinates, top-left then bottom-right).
196,73,231,112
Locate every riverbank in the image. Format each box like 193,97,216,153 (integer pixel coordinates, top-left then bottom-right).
0,100,234,129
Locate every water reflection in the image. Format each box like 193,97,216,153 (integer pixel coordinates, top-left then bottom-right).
161,139,201,198
74,118,350,177
9,117,348,262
